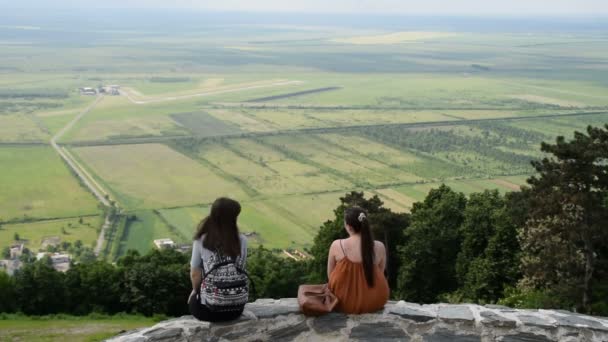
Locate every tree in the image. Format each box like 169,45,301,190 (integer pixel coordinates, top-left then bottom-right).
13,233,19,241
455,190,520,302
246,246,307,300
520,125,608,313
395,185,466,302
117,249,190,316
13,260,67,315
65,261,124,314
0,272,16,313
2,246,10,259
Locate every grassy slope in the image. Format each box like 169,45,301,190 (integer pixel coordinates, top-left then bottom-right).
0,315,157,342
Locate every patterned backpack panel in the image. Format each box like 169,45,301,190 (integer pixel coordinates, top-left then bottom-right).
201,252,249,312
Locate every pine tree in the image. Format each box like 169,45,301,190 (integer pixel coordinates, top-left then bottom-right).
520,125,608,312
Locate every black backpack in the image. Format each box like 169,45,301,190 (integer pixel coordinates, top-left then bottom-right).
197,253,256,312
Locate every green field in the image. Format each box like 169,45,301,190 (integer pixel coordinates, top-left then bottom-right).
0,146,99,222
71,144,249,209
0,216,101,251
116,210,175,256
1,17,607,255
0,114,48,142
156,201,316,251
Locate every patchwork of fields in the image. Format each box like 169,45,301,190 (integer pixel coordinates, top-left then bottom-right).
1,22,607,258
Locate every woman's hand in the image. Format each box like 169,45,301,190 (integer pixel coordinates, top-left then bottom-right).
187,289,197,304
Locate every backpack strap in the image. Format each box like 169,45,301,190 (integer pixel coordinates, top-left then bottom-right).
234,264,257,299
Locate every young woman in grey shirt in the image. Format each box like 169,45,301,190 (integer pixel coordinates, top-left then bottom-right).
188,197,248,322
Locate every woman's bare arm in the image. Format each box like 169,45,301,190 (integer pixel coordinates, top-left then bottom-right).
188,268,202,304
327,241,337,279
376,241,387,272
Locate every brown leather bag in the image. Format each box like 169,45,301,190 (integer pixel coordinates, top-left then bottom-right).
297,284,339,316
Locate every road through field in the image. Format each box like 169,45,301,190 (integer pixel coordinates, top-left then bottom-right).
49,95,113,256
121,80,303,105
51,95,110,206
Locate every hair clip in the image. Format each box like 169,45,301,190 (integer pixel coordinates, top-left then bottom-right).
358,212,366,222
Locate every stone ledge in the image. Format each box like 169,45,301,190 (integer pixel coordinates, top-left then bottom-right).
107,299,608,342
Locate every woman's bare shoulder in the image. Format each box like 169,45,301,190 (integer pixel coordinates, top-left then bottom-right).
330,239,342,249
374,240,386,249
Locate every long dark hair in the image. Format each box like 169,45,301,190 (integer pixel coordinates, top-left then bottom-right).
194,197,241,258
344,206,375,287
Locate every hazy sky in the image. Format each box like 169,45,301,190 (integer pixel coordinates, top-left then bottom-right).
4,0,608,16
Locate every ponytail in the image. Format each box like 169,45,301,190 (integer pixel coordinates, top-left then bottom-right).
344,207,375,287
359,218,375,287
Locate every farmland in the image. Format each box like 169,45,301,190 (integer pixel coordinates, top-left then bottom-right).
1,14,607,258
0,146,99,222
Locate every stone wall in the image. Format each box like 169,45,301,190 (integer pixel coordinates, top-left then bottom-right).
108,298,608,341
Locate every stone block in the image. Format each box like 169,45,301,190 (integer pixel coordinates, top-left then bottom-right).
480,310,517,328
350,321,409,341
386,303,436,323
268,320,310,342
498,332,553,342
437,305,475,323
311,313,348,334
422,328,480,342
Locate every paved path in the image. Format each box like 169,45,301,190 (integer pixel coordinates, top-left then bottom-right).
51,95,110,206
94,216,111,256
121,80,303,104
49,95,113,256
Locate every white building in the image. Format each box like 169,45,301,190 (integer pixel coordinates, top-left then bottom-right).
0,259,22,276
153,238,176,250
36,252,72,272
79,87,97,96
9,244,24,259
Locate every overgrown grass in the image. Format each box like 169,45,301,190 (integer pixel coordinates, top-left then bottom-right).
0,313,160,342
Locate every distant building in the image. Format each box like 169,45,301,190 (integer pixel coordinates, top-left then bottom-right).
154,238,176,250
36,252,71,272
177,244,192,253
0,259,22,276
79,87,97,96
99,84,121,96
9,244,24,259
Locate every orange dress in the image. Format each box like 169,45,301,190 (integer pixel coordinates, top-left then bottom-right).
328,242,390,314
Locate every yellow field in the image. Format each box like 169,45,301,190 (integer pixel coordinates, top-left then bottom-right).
227,138,354,192
319,134,422,166
374,188,417,211
72,144,249,209
266,135,423,185
199,144,308,195
306,110,454,126
70,115,184,141
333,31,456,45
0,114,48,141
206,109,276,132
508,94,586,107
226,139,287,162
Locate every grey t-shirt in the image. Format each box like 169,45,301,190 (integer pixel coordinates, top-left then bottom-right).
190,234,248,273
